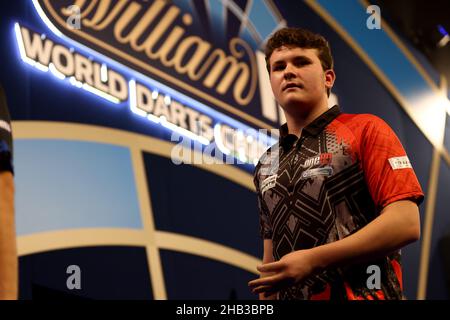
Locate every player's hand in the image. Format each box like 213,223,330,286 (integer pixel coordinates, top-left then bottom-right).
248,249,317,297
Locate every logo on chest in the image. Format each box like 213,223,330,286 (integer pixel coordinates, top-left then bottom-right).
301,153,333,168
301,166,334,180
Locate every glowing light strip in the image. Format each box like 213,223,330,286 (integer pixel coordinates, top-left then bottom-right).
33,62,49,72
14,22,49,71
48,63,65,80
214,123,274,165
213,124,231,155
31,0,63,37
129,80,147,117
16,23,120,104
69,77,82,88
161,118,210,145
69,77,120,104
129,80,210,145
147,113,160,124
236,130,248,162
100,63,108,83
14,22,27,59
82,83,120,104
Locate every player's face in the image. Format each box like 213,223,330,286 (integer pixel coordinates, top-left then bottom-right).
269,46,334,113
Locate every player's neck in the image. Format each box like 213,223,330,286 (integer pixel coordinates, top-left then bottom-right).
284,101,329,137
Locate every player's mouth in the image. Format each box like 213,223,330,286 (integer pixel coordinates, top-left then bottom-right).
283,83,303,91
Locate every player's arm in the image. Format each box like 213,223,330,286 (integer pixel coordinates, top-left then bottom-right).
259,239,277,300
0,170,18,300
249,200,419,296
312,199,419,269
0,83,18,300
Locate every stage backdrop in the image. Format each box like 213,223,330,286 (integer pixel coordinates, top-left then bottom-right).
0,0,449,299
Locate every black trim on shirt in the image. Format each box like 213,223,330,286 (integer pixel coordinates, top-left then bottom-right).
279,105,341,151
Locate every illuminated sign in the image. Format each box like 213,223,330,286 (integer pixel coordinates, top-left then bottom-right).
34,0,256,105
15,0,286,165
15,23,126,104
32,0,286,127
15,22,275,164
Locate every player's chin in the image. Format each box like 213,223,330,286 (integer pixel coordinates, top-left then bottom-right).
281,96,309,109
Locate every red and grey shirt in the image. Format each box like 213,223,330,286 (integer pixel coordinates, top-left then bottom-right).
0,84,13,174
254,105,424,300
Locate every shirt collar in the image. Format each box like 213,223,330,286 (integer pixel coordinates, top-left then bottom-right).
279,105,341,149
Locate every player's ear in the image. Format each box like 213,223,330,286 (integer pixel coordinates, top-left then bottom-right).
324,69,335,92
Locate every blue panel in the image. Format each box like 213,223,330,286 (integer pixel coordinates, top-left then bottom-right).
426,160,450,299
14,139,142,235
240,27,258,49
19,247,152,300
143,152,262,258
173,0,197,18
161,250,256,299
247,1,279,41
316,0,437,113
394,101,432,299
207,0,226,42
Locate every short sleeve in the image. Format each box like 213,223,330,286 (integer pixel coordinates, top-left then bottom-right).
254,164,273,239
0,84,13,174
359,115,424,210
